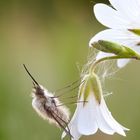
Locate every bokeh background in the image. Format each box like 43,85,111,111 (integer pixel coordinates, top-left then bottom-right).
0,0,140,140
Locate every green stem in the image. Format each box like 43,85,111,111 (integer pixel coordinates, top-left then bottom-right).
90,55,140,73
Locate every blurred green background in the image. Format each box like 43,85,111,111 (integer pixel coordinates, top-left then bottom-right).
0,0,140,140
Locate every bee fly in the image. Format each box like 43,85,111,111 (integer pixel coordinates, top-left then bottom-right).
23,64,73,138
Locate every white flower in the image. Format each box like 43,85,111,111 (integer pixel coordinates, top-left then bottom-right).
62,73,129,140
89,0,140,67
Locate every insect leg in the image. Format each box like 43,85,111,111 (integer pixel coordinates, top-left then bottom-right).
54,80,85,98
55,79,80,93
47,108,73,139
56,100,88,107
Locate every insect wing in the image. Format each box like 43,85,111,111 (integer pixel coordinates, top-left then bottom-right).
44,105,73,139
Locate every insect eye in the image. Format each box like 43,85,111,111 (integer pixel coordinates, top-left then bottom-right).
35,86,44,96
51,99,56,105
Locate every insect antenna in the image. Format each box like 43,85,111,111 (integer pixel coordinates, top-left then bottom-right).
23,64,39,86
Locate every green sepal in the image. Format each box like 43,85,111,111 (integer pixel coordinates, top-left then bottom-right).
83,80,91,105
92,40,140,59
79,73,102,105
78,81,85,100
78,76,89,106
129,29,140,36
89,73,102,104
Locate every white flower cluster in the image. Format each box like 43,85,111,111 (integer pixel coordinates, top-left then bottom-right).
89,0,140,67
62,0,140,140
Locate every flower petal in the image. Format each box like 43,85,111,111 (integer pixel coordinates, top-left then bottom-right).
99,97,129,136
96,52,114,60
77,93,98,135
94,4,130,29
89,29,140,67
61,119,81,140
131,46,140,53
61,106,81,140
89,29,140,47
109,0,140,25
96,104,115,135
61,125,81,140
90,94,115,135
117,59,130,68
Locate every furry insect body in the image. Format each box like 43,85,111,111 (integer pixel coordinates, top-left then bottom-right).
23,64,72,138
32,85,70,128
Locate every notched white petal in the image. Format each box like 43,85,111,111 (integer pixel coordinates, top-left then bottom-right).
78,91,128,137
96,104,115,135
109,0,140,23
89,29,140,47
99,97,129,136
94,4,129,29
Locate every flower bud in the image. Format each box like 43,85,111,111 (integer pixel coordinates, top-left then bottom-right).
91,40,140,59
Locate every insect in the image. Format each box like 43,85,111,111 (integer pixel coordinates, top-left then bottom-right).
23,64,73,139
